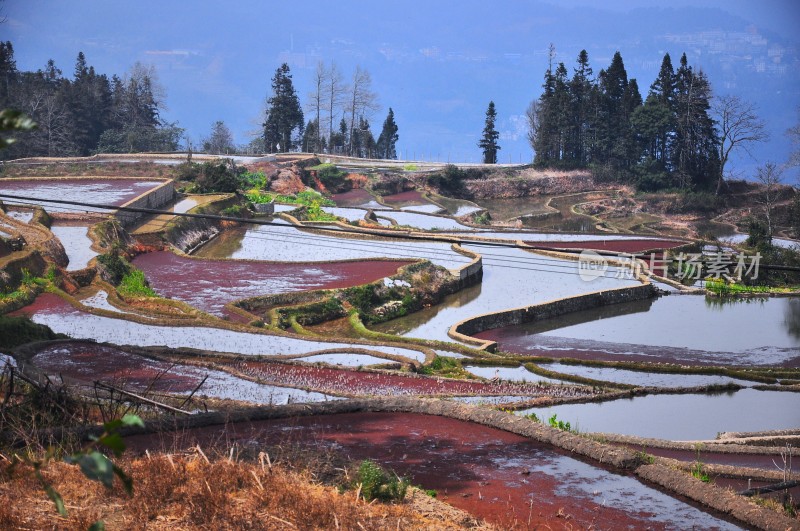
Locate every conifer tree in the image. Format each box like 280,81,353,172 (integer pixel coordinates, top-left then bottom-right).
479,101,500,164
376,107,399,159
263,63,304,153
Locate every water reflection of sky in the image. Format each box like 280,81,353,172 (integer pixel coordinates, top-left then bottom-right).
520,389,800,440
535,295,800,351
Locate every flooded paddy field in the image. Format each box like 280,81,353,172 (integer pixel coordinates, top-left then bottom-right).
471,196,554,222
476,295,800,367
13,293,428,362
233,360,585,399
329,188,382,208
125,412,740,530
27,341,337,404
519,388,800,440
534,361,757,387
464,364,560,384
432,195,484,217
193,222,472,270
0,177,164,213
399,203,445,214
374,209,473,231
523,237,687,254
372,244,639,344
50,222,97,270
3,207,34,223
379,190,430,208
132,251,413,316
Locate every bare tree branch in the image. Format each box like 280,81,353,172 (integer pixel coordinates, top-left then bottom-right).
713,95,768,194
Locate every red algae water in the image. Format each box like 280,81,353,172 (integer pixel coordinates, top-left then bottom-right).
132,251,413,315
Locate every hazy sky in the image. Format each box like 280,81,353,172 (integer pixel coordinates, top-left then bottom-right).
4,1,799,171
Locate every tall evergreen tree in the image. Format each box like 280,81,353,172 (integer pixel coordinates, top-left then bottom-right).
570,50,594,166
0,41,17,109
479,101,500,164
375,107,399,159
263,63,304,153
595,52,633,170
673,53,719,189
533,44,559,165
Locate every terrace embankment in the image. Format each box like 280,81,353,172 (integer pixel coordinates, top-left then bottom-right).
114,179,175,226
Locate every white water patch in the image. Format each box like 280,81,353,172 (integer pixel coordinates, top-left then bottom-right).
5,209,34,223
296,353,396,366
465,365,559,384
519,388,800,440
373,210,472,231
540,362,755,388
400,204,445,214
448,395,540,405
51,224,97,270
321,206,371,222
28,300,427,361
224,224,472,270
720,233,799,250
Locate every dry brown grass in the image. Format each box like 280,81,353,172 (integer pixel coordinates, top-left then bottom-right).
0,452,470,530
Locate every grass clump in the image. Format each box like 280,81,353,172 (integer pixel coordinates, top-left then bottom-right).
418,356,468,379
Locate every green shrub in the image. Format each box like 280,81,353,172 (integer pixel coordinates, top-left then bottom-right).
173,161,202,182
195,160,242,193
354,460,408,502
117,269,157,298
548,414,573,432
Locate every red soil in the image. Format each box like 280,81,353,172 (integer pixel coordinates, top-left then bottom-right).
126,412,729,530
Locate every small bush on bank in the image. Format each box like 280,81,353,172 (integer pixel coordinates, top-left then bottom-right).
353,460,409,502
117,269,157,298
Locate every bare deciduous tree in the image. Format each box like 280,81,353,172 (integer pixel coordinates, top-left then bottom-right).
323,62,347,148
346,66,378,156
306,61,326,153
713,95,768,195
755,162,783,237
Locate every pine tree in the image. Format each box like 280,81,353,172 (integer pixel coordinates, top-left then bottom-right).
479,101,500,164
263,63,304,153
533,44,559,165
673,53,719,189
376,107,399,159
570,50,594,166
